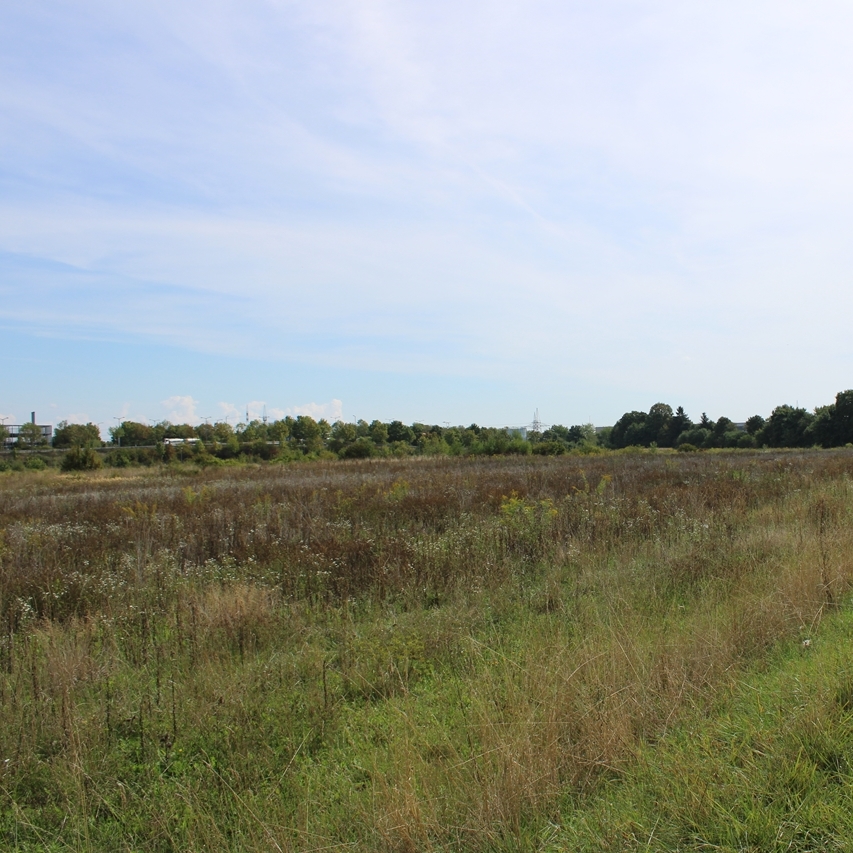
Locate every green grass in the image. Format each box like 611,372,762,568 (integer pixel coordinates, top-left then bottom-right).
0,450,852,850
559,608,853,851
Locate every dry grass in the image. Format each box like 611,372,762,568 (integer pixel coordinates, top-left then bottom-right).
0,449,851,850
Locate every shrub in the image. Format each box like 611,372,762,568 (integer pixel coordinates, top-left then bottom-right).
341,438,375,459
532,440,567,456
24,456,48,470
61,447,102,471
676,443,699,453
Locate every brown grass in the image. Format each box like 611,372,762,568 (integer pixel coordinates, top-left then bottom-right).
0,449,851,850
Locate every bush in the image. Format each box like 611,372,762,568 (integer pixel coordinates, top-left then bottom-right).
341,438,375,459
532,441,567,456
61,447,102,472
24,456,48,470
676,443,699,453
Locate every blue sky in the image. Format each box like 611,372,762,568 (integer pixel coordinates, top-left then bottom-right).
3,1,853,432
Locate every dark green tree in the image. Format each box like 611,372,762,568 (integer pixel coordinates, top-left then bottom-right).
610,411,648,448
647,403,674,446
745,415,766,436
663,406,692,446
388,421,415,444
759,405,814,447
812,390,853,447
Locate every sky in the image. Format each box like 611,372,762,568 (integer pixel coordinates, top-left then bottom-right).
2,1,853,433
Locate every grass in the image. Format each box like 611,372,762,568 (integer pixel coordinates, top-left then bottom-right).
0,450,851,850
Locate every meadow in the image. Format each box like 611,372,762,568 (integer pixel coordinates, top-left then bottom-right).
1,449,852,851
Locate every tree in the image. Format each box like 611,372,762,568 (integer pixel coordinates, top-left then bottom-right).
745,415,765,436
833,390,853,444
53,421,102,448
369,420,389,445
661,406,692,446
0,423,7,448
17,422,47,449
268,420,290,445
290,415,323,453
610,411,648,448
812,390,853,447
111,421,156,446
760,405,814,448
329,421,358,454
388,421,415,444
610,404,675,448
647,403,674,446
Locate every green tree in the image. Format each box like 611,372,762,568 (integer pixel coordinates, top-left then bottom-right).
833,390,853,444
610,411,648,448
163,423,197,440
53,421,102,448
268,419,290,445
290,416,323,453
17,422,47,449
812,390,853,447
368,420,389,446
759,405,815,448
647,403,674,446
387,421,415,444
111,421,156,446
329,421,358,454
664,406,692,446
745,415,765,436
676,427,712,448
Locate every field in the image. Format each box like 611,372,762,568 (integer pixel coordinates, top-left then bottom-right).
1,450,853,851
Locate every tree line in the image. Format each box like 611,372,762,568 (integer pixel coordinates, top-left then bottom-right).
607,390,853,450
3,389,852,469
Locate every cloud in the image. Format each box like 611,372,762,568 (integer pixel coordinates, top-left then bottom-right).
218,399,344,423
162,395,198,423
4,2,853,422
218,402,242,423
286,399,344,421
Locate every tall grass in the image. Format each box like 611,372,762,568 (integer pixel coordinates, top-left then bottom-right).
0,450,851,850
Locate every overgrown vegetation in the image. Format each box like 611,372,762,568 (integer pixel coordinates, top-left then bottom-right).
0,450,852,850
8,389,853,470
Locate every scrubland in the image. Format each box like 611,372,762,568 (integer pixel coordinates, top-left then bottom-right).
1,450,853,851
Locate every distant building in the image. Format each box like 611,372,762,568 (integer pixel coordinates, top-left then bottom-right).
3,412,52,447
163,437,201,446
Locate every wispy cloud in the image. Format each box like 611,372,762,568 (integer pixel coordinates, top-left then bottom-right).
4,2,853,423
